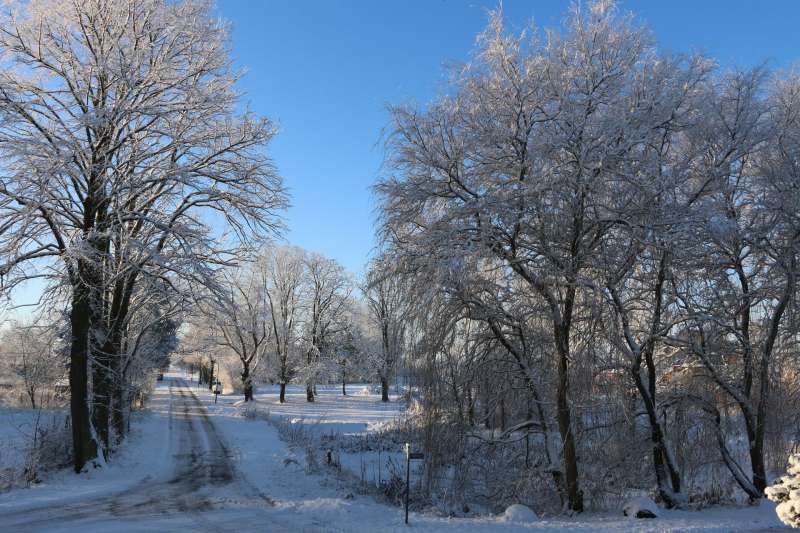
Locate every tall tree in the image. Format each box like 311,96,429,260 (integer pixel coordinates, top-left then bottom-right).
0,0,286,470
301,253,352,402
670,68,800,498
264,246,304,403
363,260,407,402
376,4,678,511
205,259,273,401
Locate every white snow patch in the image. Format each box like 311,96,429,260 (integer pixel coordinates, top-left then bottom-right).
502,503,538,523
623,497,659,518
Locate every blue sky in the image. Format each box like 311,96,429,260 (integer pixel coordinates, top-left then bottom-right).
216,0,800,276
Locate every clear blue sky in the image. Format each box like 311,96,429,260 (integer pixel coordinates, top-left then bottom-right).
216,0,800,276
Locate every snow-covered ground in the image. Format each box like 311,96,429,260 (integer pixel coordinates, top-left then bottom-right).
251,382,405,428
232,382,408,488
0,371,791,532
203,376,792,532
0,384,173,518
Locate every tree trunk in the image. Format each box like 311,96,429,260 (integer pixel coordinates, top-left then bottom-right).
242,362,253,402
746,417,767,494
466,386,474,427
112,376,126,442
632,366,682,506
92,348,111,458
380,376,389,402
69,285,97,473
306,383,315,402
107,276,134,445
279,382,286,403
555,321,582,512
342,370,347,396
499,396,506,432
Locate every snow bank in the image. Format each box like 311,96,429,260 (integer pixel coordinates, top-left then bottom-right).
501,503,538,523
623,496,659,519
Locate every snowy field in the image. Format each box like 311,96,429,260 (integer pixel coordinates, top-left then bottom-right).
0,371,791,532
247,382,405,433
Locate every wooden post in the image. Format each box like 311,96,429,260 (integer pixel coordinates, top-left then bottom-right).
405,443,410,525
404,443,423,525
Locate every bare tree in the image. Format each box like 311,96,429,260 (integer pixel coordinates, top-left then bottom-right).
264,246,304,403
668,68,800,499
0,0,286,470
376,3,682,510
204,260,273,401
363,260,407,402
301,253,352,402
0,319,65,409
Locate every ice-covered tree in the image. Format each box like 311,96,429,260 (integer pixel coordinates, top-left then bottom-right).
667,69,800,499
301,253,352,402
202,258,273,401
263,246,304,403
376,2,690,511
0,318,66,409
363,260,408,402
0,0,286,470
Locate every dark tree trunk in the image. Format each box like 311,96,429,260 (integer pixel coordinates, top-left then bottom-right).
483,388,492,430
632,367,682,506
108,277,134,444
279,382,286,403
626,252,683,507
69,285,97,473
555,319,582,513
112,375,126,442
380,376,389,402
306,384,315,402
746,418,767,494
242,362,253,402
342,372,347,396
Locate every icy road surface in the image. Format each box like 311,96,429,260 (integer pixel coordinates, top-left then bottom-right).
0,379,290,532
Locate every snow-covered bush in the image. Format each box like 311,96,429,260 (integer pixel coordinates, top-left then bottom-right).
0,410,70,491
24,413,72,483
766,454,800,528
622,496,659,519
502,504,538,523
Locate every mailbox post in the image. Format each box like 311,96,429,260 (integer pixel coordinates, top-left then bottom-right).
404,443,424,525
213,380,222,404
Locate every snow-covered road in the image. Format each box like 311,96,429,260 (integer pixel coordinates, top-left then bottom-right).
0,379,294,532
